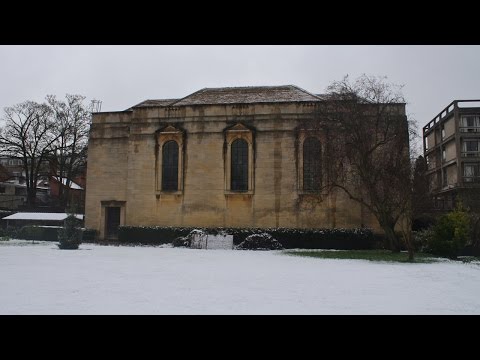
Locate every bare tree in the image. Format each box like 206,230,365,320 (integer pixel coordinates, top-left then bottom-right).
0,101,58,207
309,75,414,252
412,156,433,221
399,158,420,261
47,94,91,210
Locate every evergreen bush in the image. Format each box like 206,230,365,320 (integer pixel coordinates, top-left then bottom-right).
236,233,284,250
58,215,83,250
82,229,98,242
428,207,470,259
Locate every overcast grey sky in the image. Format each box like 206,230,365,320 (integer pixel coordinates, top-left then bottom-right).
1,45,479,144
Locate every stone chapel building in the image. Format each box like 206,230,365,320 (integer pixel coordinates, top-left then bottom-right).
85,85,406,240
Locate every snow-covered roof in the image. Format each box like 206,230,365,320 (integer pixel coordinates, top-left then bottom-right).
2,212,84,221
52,177,83,190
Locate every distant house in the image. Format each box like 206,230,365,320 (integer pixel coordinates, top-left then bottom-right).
49,176,85,209
0,156,89,211
0,177,49,210
0,164,11,182
0,156,23,180
0,157,52,210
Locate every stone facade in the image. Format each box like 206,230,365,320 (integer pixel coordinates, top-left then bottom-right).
85,86,400,239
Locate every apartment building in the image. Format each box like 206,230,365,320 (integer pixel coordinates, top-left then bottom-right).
423,100,480,211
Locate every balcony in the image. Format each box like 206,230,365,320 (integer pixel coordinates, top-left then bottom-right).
459,127,480,133
463,176,480,184
461,151,480,158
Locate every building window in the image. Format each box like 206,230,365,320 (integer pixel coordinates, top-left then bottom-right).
231,139,248,191
462,139,480,157
460,115,480,132
464,163,479,182
442,169,448,187
441,125,445,139
155,125,185,194
224,123,254,194
161,141,179,191
303,137,322,191
466,140,479,152
442,148,446,161
465,116,478,127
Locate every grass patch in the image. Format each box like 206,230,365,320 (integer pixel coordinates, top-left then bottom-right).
285,249,438,263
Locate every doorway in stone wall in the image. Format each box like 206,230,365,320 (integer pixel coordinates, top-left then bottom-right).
106,207,121,239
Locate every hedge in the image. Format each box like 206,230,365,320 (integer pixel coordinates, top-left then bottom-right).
16,226,61,241
11,226,97,242
118,226,376,249
82,229,98,242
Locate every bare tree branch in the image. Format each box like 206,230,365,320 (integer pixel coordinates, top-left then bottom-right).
307,74,413,252
47,94,91,210
0,101,58,207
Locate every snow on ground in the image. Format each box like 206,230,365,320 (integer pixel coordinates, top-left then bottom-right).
1,240,479,314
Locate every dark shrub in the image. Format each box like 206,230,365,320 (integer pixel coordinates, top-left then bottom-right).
4,228,18,239
41,227,60,241
412,215,437,231
18,226,44,240
118,226,191,245
236,233,284,250
172,236,188,247
267,227,375,250
15,226,60,241
82,229,98,242
412,229,434,252
428,207,470,259
58,215,83,250
117,225,375,249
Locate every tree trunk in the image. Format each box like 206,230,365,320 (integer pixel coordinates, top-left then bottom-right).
64,185,71,210
404,230,415,261
407,246,414,261
59,184,67,209
27,190,36,208
380,222,400,252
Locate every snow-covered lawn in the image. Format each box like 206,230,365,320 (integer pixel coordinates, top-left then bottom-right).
1,240,479,314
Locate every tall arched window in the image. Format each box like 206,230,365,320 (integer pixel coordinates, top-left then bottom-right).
231,139,248,191
303,137,322,191
162,140,179,191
